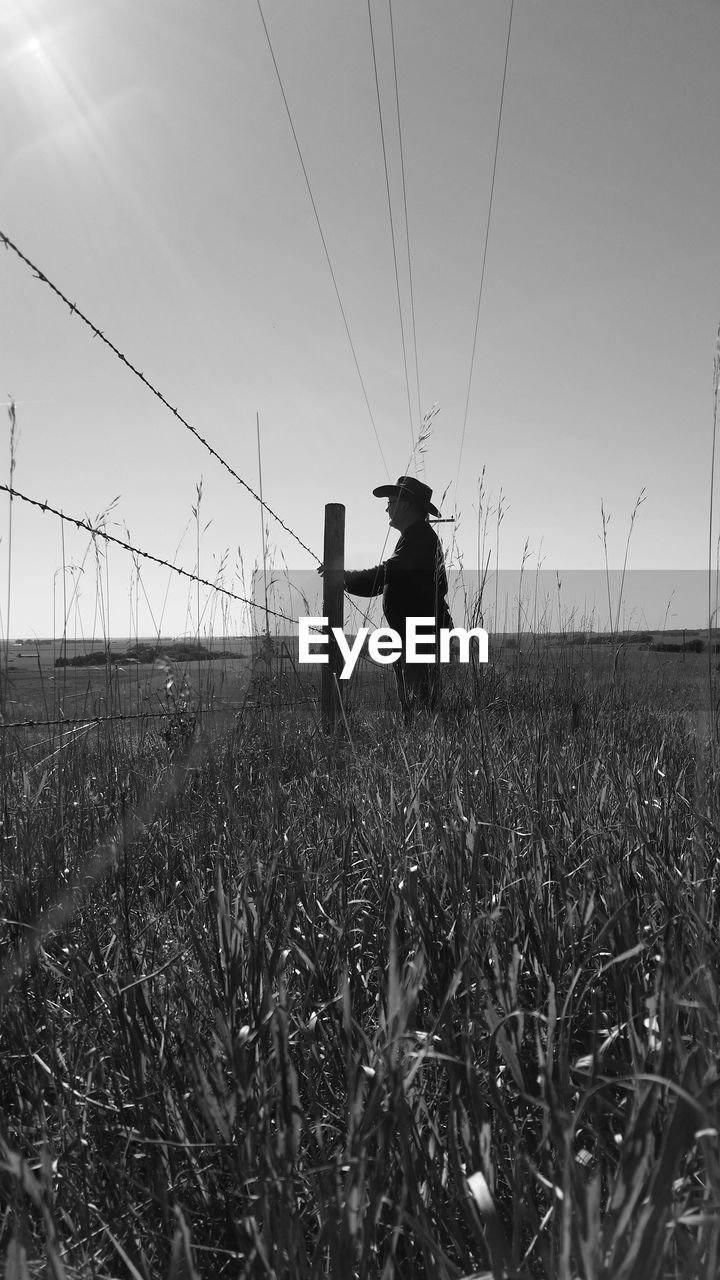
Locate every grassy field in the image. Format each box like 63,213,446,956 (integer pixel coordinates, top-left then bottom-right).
0,637,719,1278
2,629,714,729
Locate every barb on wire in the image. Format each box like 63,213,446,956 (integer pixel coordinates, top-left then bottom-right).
0,229,320,563
0,481,297,627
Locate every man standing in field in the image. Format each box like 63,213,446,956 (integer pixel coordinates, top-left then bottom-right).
343,475,453,716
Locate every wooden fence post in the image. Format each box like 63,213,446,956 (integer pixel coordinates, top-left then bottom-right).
322,503,345,731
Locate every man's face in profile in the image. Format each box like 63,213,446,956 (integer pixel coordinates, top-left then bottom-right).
386,496,405,530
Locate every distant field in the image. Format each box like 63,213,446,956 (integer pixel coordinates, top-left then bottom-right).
492,631,716,727
1,630,715,730
1,636,257,726
0,633,391,728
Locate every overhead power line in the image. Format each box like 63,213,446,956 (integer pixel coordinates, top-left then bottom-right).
256,0,390,478
0,481,297,627
455,0,515,494
0,230,319,563
389,0,422,436
367,0,415,458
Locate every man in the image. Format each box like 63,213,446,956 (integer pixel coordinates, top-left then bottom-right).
344,475,453,714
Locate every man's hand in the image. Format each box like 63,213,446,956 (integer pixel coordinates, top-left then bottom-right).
317,565,348,585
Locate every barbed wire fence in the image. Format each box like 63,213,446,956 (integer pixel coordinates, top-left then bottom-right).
0,223,405,737
0,478,392,736
0,231,320,564
0,0,460,1006
0,483,301,631
0,477,302,731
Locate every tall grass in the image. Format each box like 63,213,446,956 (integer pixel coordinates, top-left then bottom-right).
1,645,718,1279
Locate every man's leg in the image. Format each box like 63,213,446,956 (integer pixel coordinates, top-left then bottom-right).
398,659,436,716
394,658,411,719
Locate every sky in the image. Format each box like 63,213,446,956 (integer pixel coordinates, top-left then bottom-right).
1,0,720,639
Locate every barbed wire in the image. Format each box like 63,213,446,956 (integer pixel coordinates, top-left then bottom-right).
0,474,396,640
0,229,320,563
0,219,412,634
2,709,188,732
0,701,289,732
1,231,406,623
0,481,298,627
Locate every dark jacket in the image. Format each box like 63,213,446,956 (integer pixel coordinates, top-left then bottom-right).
344,520,453,639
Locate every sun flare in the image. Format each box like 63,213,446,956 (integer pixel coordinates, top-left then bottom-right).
23,34,45,60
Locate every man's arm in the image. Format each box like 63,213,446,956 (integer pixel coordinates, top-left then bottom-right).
344,564,386,597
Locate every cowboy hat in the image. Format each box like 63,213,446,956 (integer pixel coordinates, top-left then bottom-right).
372,475,441,518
